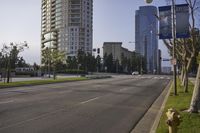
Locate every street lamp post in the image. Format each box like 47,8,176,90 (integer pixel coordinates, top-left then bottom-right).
172,0,177,95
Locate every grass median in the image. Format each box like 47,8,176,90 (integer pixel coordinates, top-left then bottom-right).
0,77,88,88
157,79,200,133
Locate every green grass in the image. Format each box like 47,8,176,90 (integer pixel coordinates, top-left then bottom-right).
157,79,200,133
0,77,88,88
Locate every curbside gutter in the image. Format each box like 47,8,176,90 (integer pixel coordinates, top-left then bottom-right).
131,80,172,133
150,80,172,133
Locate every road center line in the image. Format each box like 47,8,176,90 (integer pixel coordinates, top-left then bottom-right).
80,97,99,104
119,88,129,92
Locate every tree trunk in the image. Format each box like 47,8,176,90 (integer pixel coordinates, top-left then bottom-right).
181,64,186,87
188,63,200,113
181,66,184,82
53,66,56,80
182,72,186,86
184,68,189,93
6,56,11,83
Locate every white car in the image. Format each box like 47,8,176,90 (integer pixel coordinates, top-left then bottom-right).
132,71,139,75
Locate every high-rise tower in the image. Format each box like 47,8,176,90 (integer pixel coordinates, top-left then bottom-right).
135,6,158,74
41,0,93,59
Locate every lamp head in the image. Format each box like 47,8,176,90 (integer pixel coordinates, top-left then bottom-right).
145,0,153,4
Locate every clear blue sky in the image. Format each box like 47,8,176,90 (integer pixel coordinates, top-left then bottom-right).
0,0,187,66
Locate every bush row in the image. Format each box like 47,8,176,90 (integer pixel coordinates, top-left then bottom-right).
57,69,87,74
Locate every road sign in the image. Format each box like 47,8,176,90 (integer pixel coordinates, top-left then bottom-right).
159,6,172,39
176,4,190,38
171,58,177,65
162,58,170,61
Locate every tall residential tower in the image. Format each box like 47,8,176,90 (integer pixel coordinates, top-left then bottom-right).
41,0,93,59
135,6,158,73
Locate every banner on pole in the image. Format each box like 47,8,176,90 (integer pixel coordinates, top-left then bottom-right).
159,6,172,39
176,4,190,38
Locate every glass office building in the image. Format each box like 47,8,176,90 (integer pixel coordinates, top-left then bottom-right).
135,6,158,73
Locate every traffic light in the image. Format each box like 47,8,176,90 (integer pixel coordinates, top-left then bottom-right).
97,48,100,54
93,48,96,52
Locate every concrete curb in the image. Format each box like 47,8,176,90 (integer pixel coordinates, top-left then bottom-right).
131,80,172,133
150,81,172,133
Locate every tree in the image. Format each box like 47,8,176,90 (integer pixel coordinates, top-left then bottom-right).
33,62,40,71
163,0,200,93
77,50,87,71
1,42,28,83
104,53,114,72
86,53,97,72
130,52,146,74
41,47,52,77
162,0,200,113
96,55,101,72
121,53,128,73
0,52,6,71
188,40,200,113
51,49,65,79
188,52,200,113
16,57,29,67
76,50,97,72
66,56,77,69
42,48,65,79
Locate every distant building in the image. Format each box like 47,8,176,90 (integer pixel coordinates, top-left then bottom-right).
41,0,93,62
103,42,133,64
135,6,158,73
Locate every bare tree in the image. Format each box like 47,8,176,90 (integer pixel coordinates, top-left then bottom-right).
1,42,28,83
184,0,200,113
163,0,200,94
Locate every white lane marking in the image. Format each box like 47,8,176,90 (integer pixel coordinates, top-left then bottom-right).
119,88,129,92
57,90,72,94
80,97,99,104
0,100,14,105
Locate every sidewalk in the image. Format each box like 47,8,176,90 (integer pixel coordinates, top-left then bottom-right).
131,81,171,133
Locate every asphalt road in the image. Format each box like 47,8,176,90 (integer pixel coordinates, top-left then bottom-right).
0,75,170,133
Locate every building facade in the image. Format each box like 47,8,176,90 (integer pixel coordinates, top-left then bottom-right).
103,42,133,64
41,0,93,60
135,6,158,73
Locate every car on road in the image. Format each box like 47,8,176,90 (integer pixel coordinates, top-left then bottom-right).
132,71,139,75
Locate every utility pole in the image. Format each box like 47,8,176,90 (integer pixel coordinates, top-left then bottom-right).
172,0,177,95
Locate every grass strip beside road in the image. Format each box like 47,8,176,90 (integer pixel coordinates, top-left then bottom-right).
0,77,88,88
156,79,200,133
